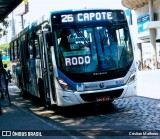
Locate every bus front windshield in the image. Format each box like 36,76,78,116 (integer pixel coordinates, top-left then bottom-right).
55,25,133,73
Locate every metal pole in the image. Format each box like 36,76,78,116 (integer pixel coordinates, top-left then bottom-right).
21,14,24,30
11,12,15,36
148,0,157,69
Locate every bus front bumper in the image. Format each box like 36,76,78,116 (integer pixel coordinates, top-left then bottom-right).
54,80,137,107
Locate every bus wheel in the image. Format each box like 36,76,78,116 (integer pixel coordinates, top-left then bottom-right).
38,79,46,106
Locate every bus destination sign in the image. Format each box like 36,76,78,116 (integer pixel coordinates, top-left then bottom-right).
51,10,125,25
61,12,113,23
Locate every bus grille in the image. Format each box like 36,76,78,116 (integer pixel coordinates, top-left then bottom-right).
80,89,123,102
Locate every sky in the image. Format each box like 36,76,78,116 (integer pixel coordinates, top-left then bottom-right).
24,0,126,23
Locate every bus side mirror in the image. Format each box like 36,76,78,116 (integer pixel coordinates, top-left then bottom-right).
46,33,53,47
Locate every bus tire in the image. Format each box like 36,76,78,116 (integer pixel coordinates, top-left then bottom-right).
38,79,46,106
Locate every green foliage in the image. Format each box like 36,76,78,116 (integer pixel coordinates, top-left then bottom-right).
0,43,10,68
0,18,9,36
2,20,9,28
0,43,7,49
0,43,9,56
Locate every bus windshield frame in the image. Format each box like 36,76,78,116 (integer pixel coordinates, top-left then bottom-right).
51,10,134,82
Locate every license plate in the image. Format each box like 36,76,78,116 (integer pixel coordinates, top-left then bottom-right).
96,96,110,102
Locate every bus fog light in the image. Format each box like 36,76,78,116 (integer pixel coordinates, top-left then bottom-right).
63,96,70,101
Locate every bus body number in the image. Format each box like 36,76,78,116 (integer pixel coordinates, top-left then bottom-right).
61,14,74,22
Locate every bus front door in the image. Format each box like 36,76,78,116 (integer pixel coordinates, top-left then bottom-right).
39,31,55,106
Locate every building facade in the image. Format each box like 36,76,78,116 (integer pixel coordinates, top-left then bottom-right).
122,0,160,69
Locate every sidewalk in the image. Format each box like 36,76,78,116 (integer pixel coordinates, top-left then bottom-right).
137,69,160,99
0,83,81,139
0,83,69,139
0,83,51,125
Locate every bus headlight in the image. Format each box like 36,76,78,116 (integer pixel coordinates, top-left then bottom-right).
127,70,136,84
56,77,74,91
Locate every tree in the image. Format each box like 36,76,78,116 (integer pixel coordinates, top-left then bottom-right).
0,44,9,55
0,18,9,36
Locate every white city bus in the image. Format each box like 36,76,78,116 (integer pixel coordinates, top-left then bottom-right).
10,9,137,107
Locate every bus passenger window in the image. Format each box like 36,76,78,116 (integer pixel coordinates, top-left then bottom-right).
10,43,14,62
29,44,34,59
28,33,38,59
17,41,20,59
14,41,18,61
35,37,40,58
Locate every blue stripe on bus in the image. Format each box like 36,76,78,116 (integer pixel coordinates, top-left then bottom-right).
57,69,126,91
57,70,78,90
105,84,125,89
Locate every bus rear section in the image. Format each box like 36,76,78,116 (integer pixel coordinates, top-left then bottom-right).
49,9,137,106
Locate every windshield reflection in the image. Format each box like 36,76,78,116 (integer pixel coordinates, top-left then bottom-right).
55,25,133,73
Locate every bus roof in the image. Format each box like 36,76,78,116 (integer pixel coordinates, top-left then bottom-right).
50,8,124,14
